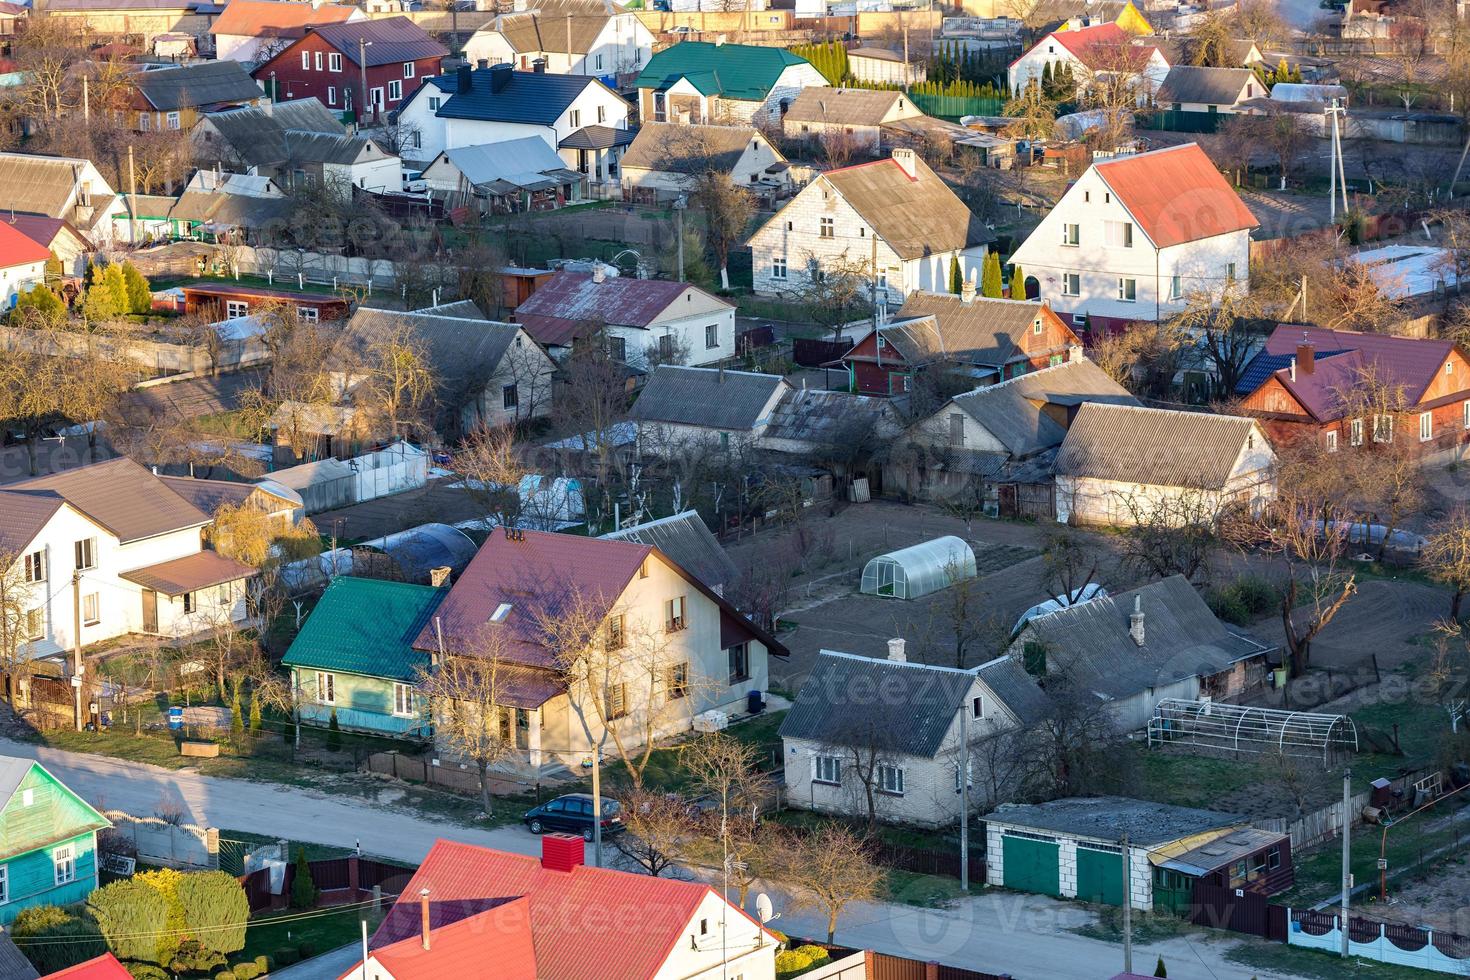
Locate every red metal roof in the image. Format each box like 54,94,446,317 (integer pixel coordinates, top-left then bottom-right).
346,897,539,980
1094,143,1258,249
42,954,134,980
1051,23,1131,66
210,0,358,38
0,217,54,268
514,272,720,347
1255,324,1456,420
370,839,721,980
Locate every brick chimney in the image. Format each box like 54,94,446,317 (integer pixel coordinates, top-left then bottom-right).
1128,594,1145,647
542,833,585,872
1297,341,1315,375
891,147,917,179
419,887,431,951
960,270,976,304
592,263,606,284
887,637,906,662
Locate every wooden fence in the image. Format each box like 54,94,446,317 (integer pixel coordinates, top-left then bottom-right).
868,950,1011,980
870,841,985,884
239,855,415,914
1190,882,1289,942
793,337,852,367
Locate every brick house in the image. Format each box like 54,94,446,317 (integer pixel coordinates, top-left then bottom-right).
251,16,447,124
840,287,1082,396
1235,325,1470,456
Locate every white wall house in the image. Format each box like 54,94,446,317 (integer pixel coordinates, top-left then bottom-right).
461,9,654,83
209,0,365,64
1008,22,1169,98
0,460,257,660
747,149,990,303
0,222,50,306
628,365,792,456
636,41,828,127
620,123,789,202
0,154,130,246
1007,143,1257,332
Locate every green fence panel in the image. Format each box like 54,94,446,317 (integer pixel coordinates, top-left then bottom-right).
906,92,1006,121
1140,109,1223,133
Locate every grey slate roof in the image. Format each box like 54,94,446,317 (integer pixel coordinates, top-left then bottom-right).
785,87,906,127
780,651,975,758
621,122,765,175
134,60,265,110
1014,575,1270,701
308,17,448,67
764,388,892,445
424,68,601,126
975,656,1052,725
0,930,38,980
1053,403,1263,490
335,308,526,412
196,99,345,170
5,457,209,544
946,359,1138,458
822,155,992,260
602,510,738,594
1156,65,1257,107
282,130,377,165
414,299,486,319
889,293,1060,368
629,365,789,431
986,796,1244,846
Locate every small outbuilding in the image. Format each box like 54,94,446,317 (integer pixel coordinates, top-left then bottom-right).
859,535,976,599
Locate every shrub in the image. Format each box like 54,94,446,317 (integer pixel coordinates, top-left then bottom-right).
1206,588,1248,626
11,905,106,975
274,947,300,967
299,941,316,958
179,870,250,955
214,971,236,980
88,878,177,966
126,966,170,980
290,847,318,909
1232,575,1278,616
775,949,814,978
255,954,270,973
135,868,187,943
1155,953,1168,977
172,942,225,973
232,961,261,979
793,945,831,966
122,262,152,315
327,708,343,751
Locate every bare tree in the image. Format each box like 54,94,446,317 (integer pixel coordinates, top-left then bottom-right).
1116,487,1225,584
818,710,907,832
799,253,874,344
1078,38,1150,153
415,630,520,818
554,334,629,489
613,789,697,876
454,424,529,528
359,324,437,441
0,547,38,708
1424,507,1470,621
1041,532,1099,605
773,824,884,944
1024,674,1127,798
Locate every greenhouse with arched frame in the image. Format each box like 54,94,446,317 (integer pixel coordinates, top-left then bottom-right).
859,535,977,599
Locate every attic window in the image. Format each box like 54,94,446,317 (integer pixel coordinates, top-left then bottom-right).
490,603,514,623
1104,192,1111,203
1448,362,1454,375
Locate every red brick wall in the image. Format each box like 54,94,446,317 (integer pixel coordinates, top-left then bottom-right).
253,34,443,120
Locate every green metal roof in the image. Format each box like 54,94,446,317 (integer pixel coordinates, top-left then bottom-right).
282,577,445,682
635,42,811,101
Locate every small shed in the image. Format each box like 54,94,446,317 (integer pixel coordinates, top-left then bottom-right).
859,535,976,599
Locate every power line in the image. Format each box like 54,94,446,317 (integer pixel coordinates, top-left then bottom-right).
12,898,386,946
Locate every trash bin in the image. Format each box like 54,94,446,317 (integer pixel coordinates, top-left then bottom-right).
747,690,764,715
167,706,183,731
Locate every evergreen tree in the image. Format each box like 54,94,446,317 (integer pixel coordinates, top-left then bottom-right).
121,262,151,315
1009,262,1025,299
327,708,342,751
81,265,126,323
289,848,317,909
1154,955,1167,977
12,283,65,326
230,684,243,740
981,252,1003,298
249,690,263,733
1041,62,1055,98
949,255,962,294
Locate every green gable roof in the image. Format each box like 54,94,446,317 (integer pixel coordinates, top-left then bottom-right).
0,758,109,861
635,42,811,101
282,577,445,682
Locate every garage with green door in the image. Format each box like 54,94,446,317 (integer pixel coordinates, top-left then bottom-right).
1075,844,1124,906
1002,832,1060,897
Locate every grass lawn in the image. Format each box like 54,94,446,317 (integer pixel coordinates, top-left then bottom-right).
242,904,382,963
1129,746,1266,810
606,709,789,795
1226,940,1449,980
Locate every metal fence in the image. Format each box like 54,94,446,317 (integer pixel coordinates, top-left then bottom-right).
1139,108,1224,134
906,92,1005,120
870,841,985,883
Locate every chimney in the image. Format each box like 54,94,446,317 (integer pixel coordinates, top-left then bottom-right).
456,63,472,94
1128,595,1145,647
887,637,906,662
478,58,489,69
891,147,917,179
960,271,976,304
1297,341,1315,375
429,566,452,587
419,888,431,951
592,263,606,284
489,62,512,93
542,832,585,872
1289,356,1296,383
532,57,547,73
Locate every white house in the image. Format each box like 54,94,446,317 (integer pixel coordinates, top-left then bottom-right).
0,221,51,307
417,138,586,212
394,63,631,182
1007,23,1169,98
0,154,129,246
747,148,991,302
0,459,259,659
1155,65,1265,113
780,645,1052,827
208,0,364,64
635,40,828,127
782,87,924,154
1052,403,1276,527
460,6,654,87
629,365,791,455
620,123,789,203
1007,142,1258,332
513,268,738,368
848,47,926,86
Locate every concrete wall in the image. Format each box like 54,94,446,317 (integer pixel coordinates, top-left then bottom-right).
103,810,219,870
0,324,269,376
270,444,429,514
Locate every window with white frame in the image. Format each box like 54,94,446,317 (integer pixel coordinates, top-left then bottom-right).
74,538,96,571
1061,223,1079,246
316,671,335,704
1325,430,1338,453
225,300,249,318
403,61,415,78
705,323,719,349
1350,417,1364,446
812,754,841,785
876,764,905,796
393,683,414,716
388,80,402,101
166,111,180,130
597,104,606,123
0,864,7,904
301,51,310,70
819,217,834,238
665,596,686,631
183,591,196,613
23,550,44,583
1032,318,1042,335
666,662,689,699
569,109,581,127
727,642,749,683
428,96,440,111
138,113,151,131
1373,414,1394,443
1062,273,1080,296
327,85,337,105
53,845,75,886
1170,275,1182,300
82,593,99,627
329,52,342,71
1117,278,1136,302
772,257,787,280
1105,220,1133,248
1226,262,1236,281
1421,411,1433,442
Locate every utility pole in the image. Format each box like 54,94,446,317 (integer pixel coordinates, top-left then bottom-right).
591,726,604,867
127,144,138,245
1340,767,1352,957
358,38,373,129
1327,98,1348,220
82,75,89,124
1121,833,1133,975
568,15,575,74
674,196,686,282
71,570,83,731
958,704,970,891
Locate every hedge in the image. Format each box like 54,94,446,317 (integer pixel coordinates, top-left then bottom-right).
88,879,177,966
179,870,250,955
10,905,107,975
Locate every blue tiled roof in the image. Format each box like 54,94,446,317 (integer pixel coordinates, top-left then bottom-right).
427,68,602,126
1234,347,1350,395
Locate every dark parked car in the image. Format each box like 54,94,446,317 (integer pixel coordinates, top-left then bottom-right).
523,793,623,841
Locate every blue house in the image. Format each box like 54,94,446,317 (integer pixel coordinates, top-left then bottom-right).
0,757,110,923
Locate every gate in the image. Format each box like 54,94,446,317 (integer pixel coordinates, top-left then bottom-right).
1002,832,1060,896
1076,843,1123,906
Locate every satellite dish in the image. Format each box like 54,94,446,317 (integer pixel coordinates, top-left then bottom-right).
755,893,777,924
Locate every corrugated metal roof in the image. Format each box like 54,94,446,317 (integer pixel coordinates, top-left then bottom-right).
0,931,38,980
440,137,569,186
514,271,720,343
1053,403,1263,490
946,358,1138,458
1094,143,1259,249
360,898,538,980
823,156,991,260
0,154,94,221
988,795,1243,847
0,219,52,268
307,17,448,67
763,388,893,445
628,364,788,431
1015,574,1269,701
636,41,810,101
6,457,209,543
282,576,444,681
197,99,348,169
427,69,602,126
975,656,1053,725
780,651,976,758
156,476,258,515
118,550,257,596
134,60,264,110
557,125,634,150
601,510,737,593
28,954,130,980
210,0,359,37
492,10,609,55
